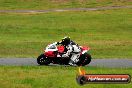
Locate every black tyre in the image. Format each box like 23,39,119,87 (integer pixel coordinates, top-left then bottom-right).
37,54,50,65
83,53,91,65
76,75,87,85
77,53,91,66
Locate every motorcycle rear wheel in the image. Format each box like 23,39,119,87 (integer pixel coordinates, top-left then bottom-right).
77,53,91,66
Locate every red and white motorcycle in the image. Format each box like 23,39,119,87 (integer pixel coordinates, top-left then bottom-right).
37,43,92,66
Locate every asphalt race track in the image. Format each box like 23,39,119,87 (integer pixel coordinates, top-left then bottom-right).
0,58,132,68
0,6,132,13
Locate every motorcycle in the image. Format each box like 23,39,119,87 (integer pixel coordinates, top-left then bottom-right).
37,43,92,66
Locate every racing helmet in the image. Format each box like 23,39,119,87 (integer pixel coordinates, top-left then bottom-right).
61,36,70,46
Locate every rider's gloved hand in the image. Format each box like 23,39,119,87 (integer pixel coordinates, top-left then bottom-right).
57,41,61,45
57,42,60,45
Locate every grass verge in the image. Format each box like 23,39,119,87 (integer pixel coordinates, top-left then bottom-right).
0,66,131,88
0,8,131,58
0,0,132,10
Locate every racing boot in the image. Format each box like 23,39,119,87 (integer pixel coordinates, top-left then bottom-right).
69,60,75,66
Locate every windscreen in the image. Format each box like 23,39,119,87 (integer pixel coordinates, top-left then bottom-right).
48,44,56,49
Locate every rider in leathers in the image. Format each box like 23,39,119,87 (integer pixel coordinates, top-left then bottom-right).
55,37,81,65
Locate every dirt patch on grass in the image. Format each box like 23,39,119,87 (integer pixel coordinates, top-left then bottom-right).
51,0,69,3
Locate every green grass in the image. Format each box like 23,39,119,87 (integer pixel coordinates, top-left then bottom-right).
0,66,131,88
0,8,132,58
0,0,131,10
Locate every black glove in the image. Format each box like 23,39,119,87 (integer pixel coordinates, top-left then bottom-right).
57,42,60,45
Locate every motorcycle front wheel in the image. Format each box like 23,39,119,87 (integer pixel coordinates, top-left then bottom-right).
37,54,50,65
